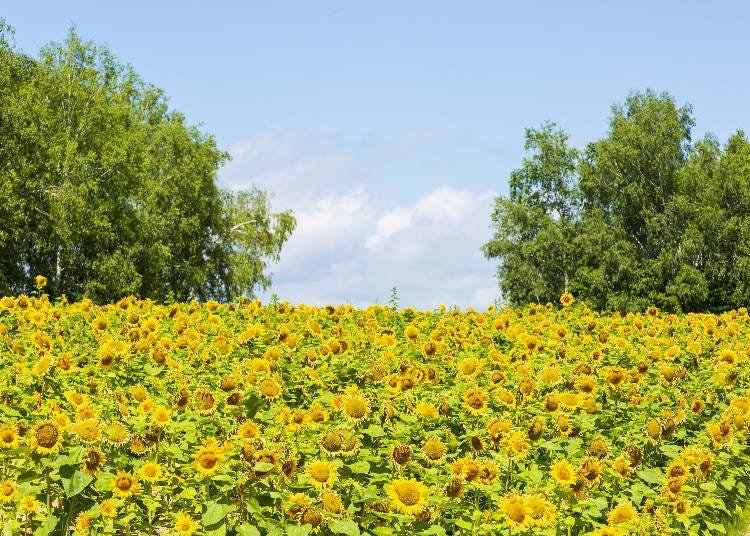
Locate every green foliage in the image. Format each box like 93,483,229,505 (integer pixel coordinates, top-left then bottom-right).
484,89,750,312
0,22,295,302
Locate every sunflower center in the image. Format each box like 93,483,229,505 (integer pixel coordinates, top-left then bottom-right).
117,477,132,491
1,430,14,443
395,483,421,506
309,464,331,482
35,423,59,448
199,452,218,469
507,502,526,523
343,398,368,419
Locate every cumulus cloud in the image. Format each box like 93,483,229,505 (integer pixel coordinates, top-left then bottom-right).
217,129,502,309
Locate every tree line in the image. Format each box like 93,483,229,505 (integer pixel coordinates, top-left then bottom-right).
0,23,295,303
484,90,750,313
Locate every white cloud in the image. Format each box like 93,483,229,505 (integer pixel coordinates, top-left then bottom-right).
217,129,502,309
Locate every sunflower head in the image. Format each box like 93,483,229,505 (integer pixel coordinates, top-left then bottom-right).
387,477,427,516
30,420,63,455
110,471,140,498
305,460,336,489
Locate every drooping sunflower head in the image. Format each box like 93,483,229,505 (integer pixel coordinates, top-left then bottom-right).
320,489,344,514
386,477,427,516
390,444,412,466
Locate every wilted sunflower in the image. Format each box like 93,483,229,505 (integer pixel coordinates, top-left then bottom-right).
390,443,412,466
81,448,106,475
578,456,605,486
30,420,63,455
320,430,343,455
386,477,427,516
194,388,218,415
110,471,140,498
320,489,344,514
305,460,336,489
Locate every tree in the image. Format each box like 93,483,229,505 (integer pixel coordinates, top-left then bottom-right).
482,122,579,305
485,89,750,313
0,23,295,302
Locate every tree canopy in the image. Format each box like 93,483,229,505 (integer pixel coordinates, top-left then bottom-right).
484,89,750,313
0,23,295,303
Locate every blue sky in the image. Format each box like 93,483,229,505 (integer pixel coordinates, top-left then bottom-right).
4,1,750,308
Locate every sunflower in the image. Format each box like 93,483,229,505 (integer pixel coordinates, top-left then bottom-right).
560,293,574,307
103,422,130,446
390,444,412,466
99,499,118,518
494,388,516,408
299,507,325,531
341,393,370,423
320,489,344,514
445,476,465,498
607,502,638,525
305,460,336,489
281,458,297,482
194,388,218,415
139,462,162,483
75,513,92,534
258,378,283,400
237,421,261,441
462,386,489,415
386,478,427,516
73,419,102,443
526,493,557,528
549,459,576,487
422,436,447,465
81,448,107,475
456,357,482,378
0,424,19,449
0,480,17,504
479,460,501,485
500,493,530,528
150,407,172,427
193,444,224,477
110,471,140,498
30,420,63,455
414,401,438,418
19,494,41,512
174,514,198,536
505,431,531,459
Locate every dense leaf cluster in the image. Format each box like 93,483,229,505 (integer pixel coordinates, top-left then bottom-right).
484,90,750,313
0,24,295,303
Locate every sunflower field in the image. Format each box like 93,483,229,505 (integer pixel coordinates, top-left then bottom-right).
2,290,750,536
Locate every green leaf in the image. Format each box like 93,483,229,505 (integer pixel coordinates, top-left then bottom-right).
236,525,261,536
33,515,58,536
363,425,386,438
253,462,275,472
347,460,371,474
419,526,446,535
58,466,93,497
202,501,237,526
285,524,312,536
328,519,361,536
204,520,227,536
636,467,664,485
